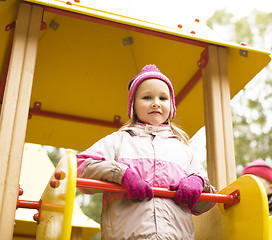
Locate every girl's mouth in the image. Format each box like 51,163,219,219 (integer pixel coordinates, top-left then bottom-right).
149,111,161,114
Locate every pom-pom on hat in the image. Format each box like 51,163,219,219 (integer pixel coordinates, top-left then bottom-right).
128,64,176,119
241,159,272,182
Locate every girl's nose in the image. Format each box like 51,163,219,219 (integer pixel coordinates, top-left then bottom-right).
152,98,160,107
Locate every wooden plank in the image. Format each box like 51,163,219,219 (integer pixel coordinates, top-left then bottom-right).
71,228,82,240
202,45,227,189
218,47,236,184
193,45,237,240
0,3,43,239
0,1,31,221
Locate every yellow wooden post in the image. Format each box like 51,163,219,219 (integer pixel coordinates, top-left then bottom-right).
0,3,43,239
193,45,236,240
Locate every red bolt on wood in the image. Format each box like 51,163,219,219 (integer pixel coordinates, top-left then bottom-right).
50,179,60,188
19,188,24,196
190,31,196,34
55,170,66,180
33,213,40,223
177,24,183,29
240,42,246,46
41,21,47,30
114,115,121,124
74,0,80,2
66,1,72,5
195,19,200,23
197,58,208,68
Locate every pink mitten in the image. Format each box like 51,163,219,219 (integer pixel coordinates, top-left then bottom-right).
169,175,203,210
121,168,154,201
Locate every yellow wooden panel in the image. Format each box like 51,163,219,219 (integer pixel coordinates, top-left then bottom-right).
218,175,269,240
270,217,272,239
36,151,77,240
194,175,270,240
269,216,272,239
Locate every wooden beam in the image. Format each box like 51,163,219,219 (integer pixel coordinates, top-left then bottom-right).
202,45,228,189
202,45,236,187
193,45,236,240
218,47,236,184
0,1,31,221
0,3,43,239
71,227,82,240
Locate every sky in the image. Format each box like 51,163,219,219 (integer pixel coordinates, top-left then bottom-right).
88,0,272,50
91,0,272,24
173,0,272,21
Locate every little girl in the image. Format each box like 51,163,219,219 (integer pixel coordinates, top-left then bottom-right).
77,64,216,239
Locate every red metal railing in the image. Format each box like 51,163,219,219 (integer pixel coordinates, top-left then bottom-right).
76,178,239,206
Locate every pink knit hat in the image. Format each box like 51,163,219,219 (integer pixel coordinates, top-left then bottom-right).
128,64,176,119
241,159,272,182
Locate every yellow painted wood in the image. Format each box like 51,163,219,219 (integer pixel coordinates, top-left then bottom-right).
269,217,272,239
194,175,270,240
14,144,100,239
218,175,269,239
36,151,77,240
0,3,43,240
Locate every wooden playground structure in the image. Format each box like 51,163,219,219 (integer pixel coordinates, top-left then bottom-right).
0,0,271,239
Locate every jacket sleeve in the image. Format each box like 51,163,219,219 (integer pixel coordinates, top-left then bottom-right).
191,177,217,215
76,132,128,194
186,146,217,215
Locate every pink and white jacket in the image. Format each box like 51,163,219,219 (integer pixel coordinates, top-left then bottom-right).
77,123,216,240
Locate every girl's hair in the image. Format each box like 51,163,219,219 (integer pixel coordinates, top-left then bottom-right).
170,121,190,145
120,116,190,145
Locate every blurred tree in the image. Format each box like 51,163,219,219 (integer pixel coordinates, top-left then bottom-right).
75,189,102,240
42,145,64,166
207,10,272,176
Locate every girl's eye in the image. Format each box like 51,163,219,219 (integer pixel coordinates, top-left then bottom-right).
143,96,151,100
160,96,168,100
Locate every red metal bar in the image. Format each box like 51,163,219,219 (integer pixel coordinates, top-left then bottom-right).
175,47,208,105
175,69,202,105
77,178,235,205
29,107,122,129
13,233,36,239
0,31,14,103
17,200,40,210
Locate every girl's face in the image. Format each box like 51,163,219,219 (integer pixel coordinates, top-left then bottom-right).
134,79,171,126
